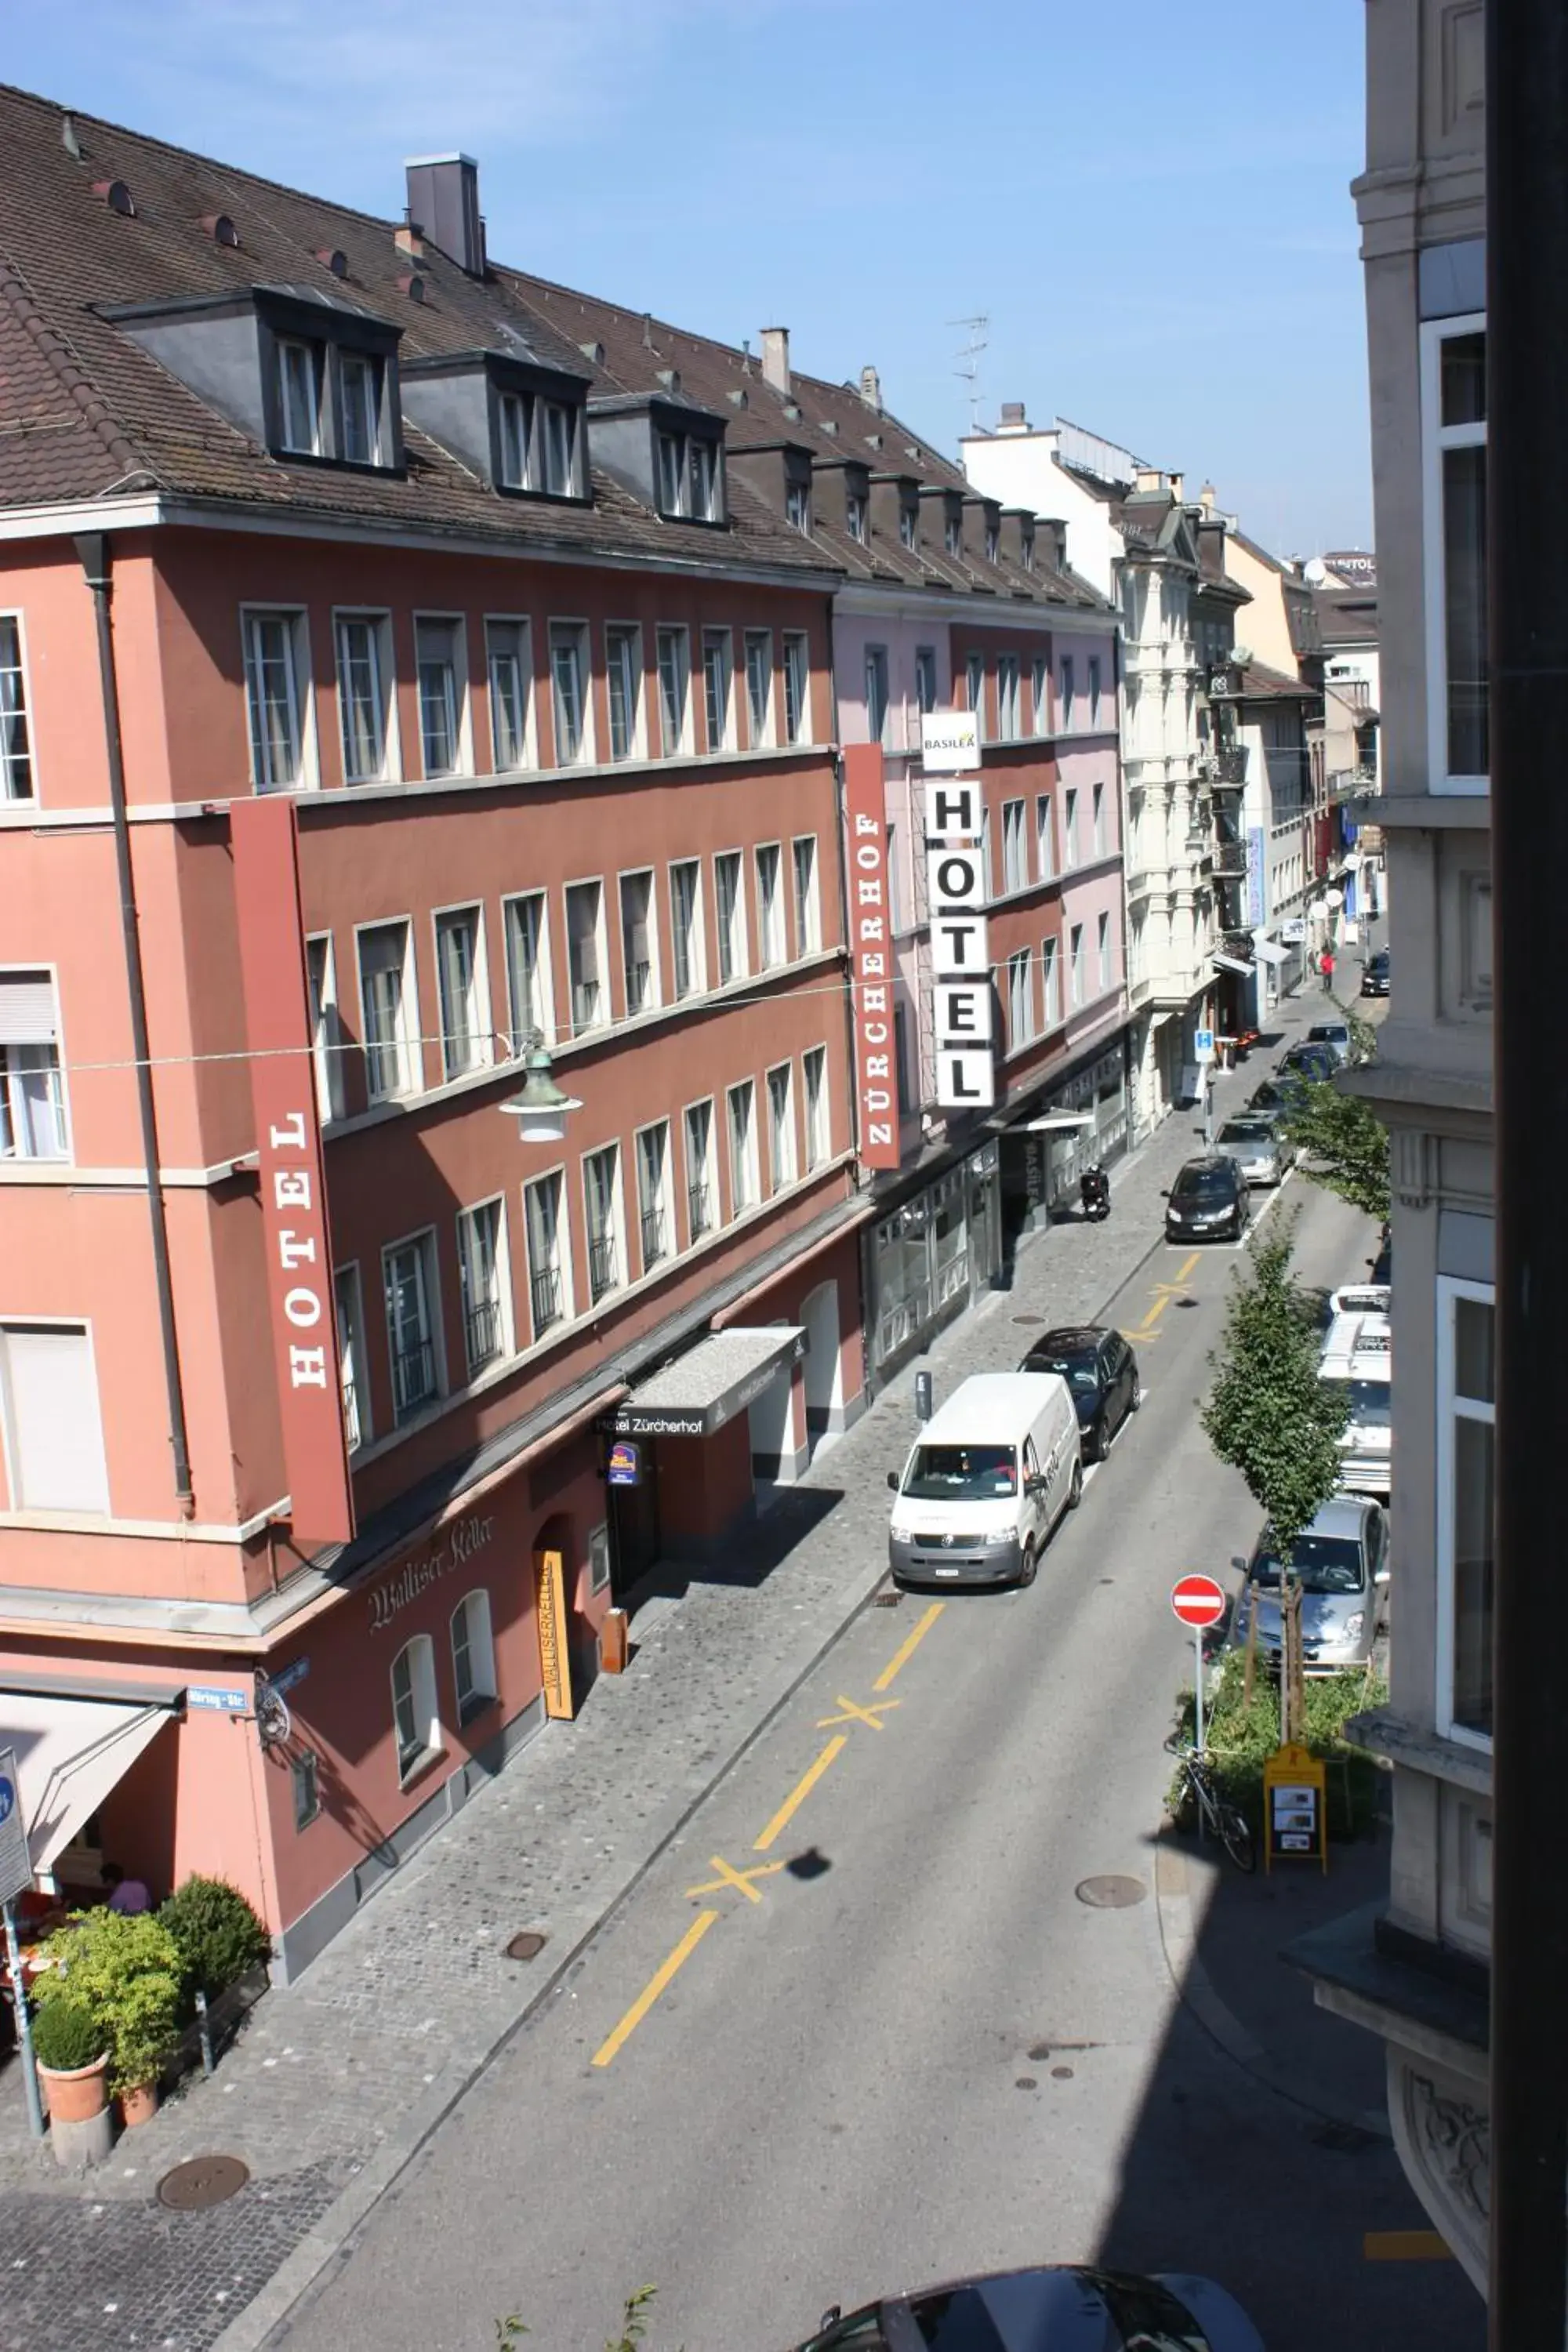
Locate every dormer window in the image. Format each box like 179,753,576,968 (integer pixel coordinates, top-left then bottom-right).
278,339,321,454
653,426,721,521
339,353,382,465
899,503,918,550
688,437,718,521
846,491,868,544
786,480,811,532
946,512,962,557
496,390,579,495
985,522,1000,563
499,391,528,488
541,401,575,494
1022,525,1036,572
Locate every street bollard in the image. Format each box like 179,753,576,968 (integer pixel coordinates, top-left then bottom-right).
914,1370,933,1423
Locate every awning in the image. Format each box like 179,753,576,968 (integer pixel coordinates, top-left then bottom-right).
604,1325,808,1439
0,1693,174,1873
1210,953,1255,977
1252,938,1290,967
1018,1112,1096,1133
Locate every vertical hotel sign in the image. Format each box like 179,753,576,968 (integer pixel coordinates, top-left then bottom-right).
842,744,900,1171
230,797,354,1546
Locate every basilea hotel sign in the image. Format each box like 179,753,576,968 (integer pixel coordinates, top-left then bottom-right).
231,797,355,1547
842,744,901,1171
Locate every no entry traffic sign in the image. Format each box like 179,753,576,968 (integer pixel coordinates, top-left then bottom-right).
1171,1574,1227,1628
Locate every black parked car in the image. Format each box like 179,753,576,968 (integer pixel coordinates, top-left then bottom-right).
1248,1073,1312,1122
1361,949,1391,997
1018,1324,1142,1462
1280,1040,1339,1084
1164,1153,1251,1243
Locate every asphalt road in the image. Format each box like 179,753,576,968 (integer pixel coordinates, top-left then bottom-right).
280,1164,1481,2352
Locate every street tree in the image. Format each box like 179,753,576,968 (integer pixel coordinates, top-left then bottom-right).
1200,1216,1349,1552
1279,997,1390,1223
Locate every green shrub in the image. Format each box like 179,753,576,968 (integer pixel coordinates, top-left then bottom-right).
159,1875,270,2001
30,1996,104,2072
32,1908,183,2093
1169,1648,1387,1838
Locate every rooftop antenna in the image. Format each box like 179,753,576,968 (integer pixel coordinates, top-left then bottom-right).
949,314,989,430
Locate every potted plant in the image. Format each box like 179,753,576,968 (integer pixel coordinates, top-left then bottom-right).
28,1995,109,2124
159,1874,270,2004
31,1907,183,2126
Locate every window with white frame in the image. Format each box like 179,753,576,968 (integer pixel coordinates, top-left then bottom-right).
656,626,691,755
1069,922,1085,1007
486,619,533,771
782,631,810,744
1042,935,1061,1027
334,612,394,782
583,1143,623,1302
727,1078,759,1213
434,906,490,1080
786,478,811,532
966,651,985,727
864,646,890,748
766,1062,797,1192
670,859,705,999
450,1589,497,1725
0,1322,110,1511
1031,654,1049,737
744,630,774,747
503,891,552,1050
1088,655,1103,727
564,880,606,1034
0,972,67,1161
715,851,747,982
1097,909,1111,993
1001,800,1028,894
457,1197,510,1373
0,618,34,802
605,624,642,761
1092,781,1106,856
1036,793,1054,880
549,622,591,764
305,935,345,1123
498,390,531,490
1423,316,1488,786
1438,1276,1494,1743
984,519,1000,563
915,645,938,717
655,430,720,521
755,843,784,967
339,350,382,466
684,1098,717,1240
335,1265,369,1453
1007,950,1034,1050
899,500,918,550
390,1633,440,1780
539,400,578,495
383,1229,441,1421
523,1167,568,1335
792,836,821,957
358,920,417,1102
619,869,658,1017
276,337,320,453
804,1044,829,1167
243,609,310,791
946,510,963,557
1058,657,1075,730
415,618,465,779
635,1120,672,1270
702,630,735,751
996,655,1021,742
846,489,868,544
1063,786,1079,866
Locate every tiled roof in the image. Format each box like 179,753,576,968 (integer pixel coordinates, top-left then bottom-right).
1236,659,1317,701
1316,587,1378,645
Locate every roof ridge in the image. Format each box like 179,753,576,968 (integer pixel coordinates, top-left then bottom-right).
0,249,158,490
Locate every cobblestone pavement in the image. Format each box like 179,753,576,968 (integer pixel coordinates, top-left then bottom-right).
0,998,1324,2349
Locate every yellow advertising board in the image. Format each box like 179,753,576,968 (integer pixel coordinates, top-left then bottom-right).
534,1547,575,1720
1263,1740,1327,1874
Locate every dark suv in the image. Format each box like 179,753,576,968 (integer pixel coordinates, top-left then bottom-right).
1361,949,1391,998
1018,1325,1142,1462
1164,1154,1251,1243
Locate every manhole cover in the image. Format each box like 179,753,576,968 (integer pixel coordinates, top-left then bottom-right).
1075,1875,1146,1908
158,2154,249,2211
1012,1314,1044,1327
506,1930,547,1962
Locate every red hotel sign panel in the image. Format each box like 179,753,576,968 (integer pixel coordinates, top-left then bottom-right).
843,744,900,1172
230,796,355,1546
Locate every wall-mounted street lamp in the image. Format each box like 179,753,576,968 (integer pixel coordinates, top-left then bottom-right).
498,1036,582,1145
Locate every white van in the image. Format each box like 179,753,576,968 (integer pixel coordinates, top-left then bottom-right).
886,1371,1083,1588
1319,1307,1392,1497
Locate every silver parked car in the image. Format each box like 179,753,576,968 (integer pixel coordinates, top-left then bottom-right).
1307,1018,1355,1067
1228,1494,1390,1672
1214,1114,1287,1187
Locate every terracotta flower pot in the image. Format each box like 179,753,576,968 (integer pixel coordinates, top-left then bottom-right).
118,2080,158,2129
38,2053,110,2125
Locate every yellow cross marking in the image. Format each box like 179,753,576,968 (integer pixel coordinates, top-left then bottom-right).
1118,1329,1157,1346
683,1855,789,1904
815,1693,900,1732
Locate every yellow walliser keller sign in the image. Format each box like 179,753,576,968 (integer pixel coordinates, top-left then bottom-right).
534,1547,575,1720
1263,1741,1328,1874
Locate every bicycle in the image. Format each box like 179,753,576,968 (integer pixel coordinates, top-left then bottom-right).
1164,1737,1256,1873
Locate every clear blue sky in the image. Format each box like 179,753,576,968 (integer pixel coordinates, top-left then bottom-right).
6,0,1371,554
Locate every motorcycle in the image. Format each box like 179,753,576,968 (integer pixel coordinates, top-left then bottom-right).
1080,1164,1111,1222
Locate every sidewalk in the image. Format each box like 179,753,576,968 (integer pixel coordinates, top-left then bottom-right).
0,995,1323,2352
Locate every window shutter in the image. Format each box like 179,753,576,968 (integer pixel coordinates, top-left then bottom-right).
0,972,58,1044
0,1326,110,1511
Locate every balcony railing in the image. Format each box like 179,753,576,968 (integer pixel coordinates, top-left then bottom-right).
391,1335,437,1420
1212,747,1248,786
640,1203,667,1267
588,1232,619,1302
1212,840,1248,879
464,1297,503,1369
530,1263,563,1333
688,1178,712,1239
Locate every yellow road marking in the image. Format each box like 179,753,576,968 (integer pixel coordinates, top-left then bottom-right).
684,1855,788,1904
1138,1294,1172,1331
873,1599,946,1693
753,1735,848,1852
1118,1329,1157,1346
816,1693,900,1731
1175,1250,1201,1282
591,1909,719,2067
1363,2230,1453,2262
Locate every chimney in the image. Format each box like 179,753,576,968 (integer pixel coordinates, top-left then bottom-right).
404,154,485,276
1200,481,1217,514
998,401,1029,434
1134,466,1163,494
1169,471,1185,503
858,363,882,412
395,219,425,258
760,326,790,395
